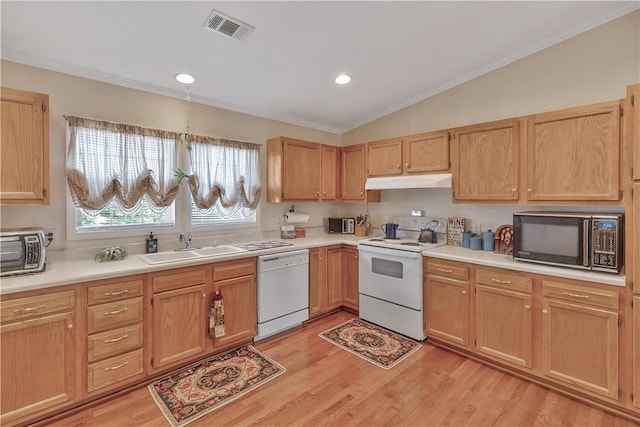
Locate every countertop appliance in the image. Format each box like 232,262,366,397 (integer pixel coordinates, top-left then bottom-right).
256,249,309,341
328,217,355,234
357,217,447,340
0,228,47,277
513,212,623,274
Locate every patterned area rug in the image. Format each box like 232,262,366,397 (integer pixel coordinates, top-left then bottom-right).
318,318,421,369
148,345,285,427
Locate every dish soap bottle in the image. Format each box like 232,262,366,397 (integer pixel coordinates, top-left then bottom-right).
146,232,158,253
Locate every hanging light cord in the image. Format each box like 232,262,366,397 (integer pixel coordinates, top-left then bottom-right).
185,85,191,137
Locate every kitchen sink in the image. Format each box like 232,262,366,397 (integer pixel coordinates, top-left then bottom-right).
193,245,248,257
138,250,202,264
138,245,248,265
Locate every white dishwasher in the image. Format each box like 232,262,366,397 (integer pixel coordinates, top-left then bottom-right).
255,249,309,341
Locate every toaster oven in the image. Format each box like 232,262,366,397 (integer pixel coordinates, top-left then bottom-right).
0,228,47,276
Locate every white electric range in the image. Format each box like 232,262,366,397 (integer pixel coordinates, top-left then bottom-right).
357,217,447,341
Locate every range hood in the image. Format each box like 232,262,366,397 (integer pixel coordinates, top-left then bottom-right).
364,173,452,190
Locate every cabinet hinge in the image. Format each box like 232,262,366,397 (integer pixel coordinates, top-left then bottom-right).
619,190,623,199
618,318,622,327
631,94,635,106
631,280,634,291
42,103,46,112
43,188,47,198
631,392,635,402
631,298,634,309
620,106,623,117
632,168,635,180
151,358,154,366
447,132,451,142
618,387,622,398
150,298,154,306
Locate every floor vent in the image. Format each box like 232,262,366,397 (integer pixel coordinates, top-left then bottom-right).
203,9,254,42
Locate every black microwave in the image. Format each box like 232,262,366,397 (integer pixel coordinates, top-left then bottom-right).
513,212,623,274
328,218,355,234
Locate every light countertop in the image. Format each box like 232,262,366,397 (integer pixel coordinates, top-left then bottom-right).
423,245,626,287
0,235,626,295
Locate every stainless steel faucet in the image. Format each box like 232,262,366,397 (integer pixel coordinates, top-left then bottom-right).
178,232,192,249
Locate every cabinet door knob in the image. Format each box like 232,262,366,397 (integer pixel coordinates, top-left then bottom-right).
461,290,467,295
316,191,320,195
405,162,410,168
542,309,549,314
68,324,74,330
354,255,358,259
202,293,207,298
527,188,533,192
524,305,531,310
360,191,364,196
396,164,400,169
511,188,517,193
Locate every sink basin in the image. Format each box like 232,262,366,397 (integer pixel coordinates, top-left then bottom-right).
138,251,202,265
193,245,248,257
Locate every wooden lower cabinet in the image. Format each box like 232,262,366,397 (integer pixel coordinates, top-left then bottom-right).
0,288,79,425
212,271,256,349
326,246,344,309
424,259,470,348
342,246,359,311
309,245,358,318
149,266,209,372
541,297,619,400
475,268,533,369
634,295,640,410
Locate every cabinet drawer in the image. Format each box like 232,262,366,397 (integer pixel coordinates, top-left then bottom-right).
542,281,618,310
87,348,144,393
87,323,143,363
87,297,143,333
87,277,143,305
213,258,255,282
425,259,469,281
151,267,207,293
476,269,532,293
1,289,75,323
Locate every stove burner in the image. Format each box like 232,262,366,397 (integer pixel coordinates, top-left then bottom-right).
369,238,384,242
400,242,420,246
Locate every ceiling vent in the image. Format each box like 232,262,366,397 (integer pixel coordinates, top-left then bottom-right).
203,9,254,42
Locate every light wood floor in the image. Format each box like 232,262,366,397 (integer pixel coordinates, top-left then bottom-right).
50,311,638,427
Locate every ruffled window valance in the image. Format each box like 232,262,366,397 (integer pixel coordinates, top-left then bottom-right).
65,116,180,214
182,134,262,220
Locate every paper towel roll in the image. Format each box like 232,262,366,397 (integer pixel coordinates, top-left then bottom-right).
284,212,310,223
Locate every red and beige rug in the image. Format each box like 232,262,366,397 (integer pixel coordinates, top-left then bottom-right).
318,318,421,369
148,345,285,427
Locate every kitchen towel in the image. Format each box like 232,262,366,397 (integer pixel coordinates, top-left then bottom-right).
284,212,310,223
209,291,225,338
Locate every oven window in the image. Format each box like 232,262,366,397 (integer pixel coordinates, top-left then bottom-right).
371,257,403,279
521,223,579,257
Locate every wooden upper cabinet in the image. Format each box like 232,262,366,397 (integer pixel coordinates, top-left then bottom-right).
0,87,50,205
367,138,403,176
403,131,449,174
341,144,367,201
367,131,449,177
526,101,621,202
267,137,321,202
628,84,640,182
452,119,520,201
320,144,340,201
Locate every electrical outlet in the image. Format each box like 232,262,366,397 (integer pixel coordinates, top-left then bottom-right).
472,224,482,235
270,217,282,228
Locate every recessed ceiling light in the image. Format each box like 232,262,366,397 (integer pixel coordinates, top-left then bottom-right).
175,73,196,84
335,74,351,85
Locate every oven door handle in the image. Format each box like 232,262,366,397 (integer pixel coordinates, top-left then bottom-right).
356,244,422,259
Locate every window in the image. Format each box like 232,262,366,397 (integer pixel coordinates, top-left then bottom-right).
184,136,261,227
66,117,180,234
65,116,262,237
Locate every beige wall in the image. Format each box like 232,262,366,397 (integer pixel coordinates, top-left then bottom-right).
0,61,342,252
341,10,640,145
1,10,638,252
